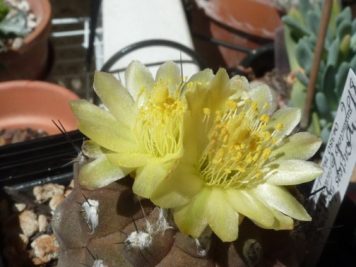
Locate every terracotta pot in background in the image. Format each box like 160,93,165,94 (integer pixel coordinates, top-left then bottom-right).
0,81,78,135
193,0,282,68
0,0,52,81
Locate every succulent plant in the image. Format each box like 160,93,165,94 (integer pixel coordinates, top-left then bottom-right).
283,0,356,143
0,0,32,52
0,0,9,21
272,0,321,11
53,61,322,266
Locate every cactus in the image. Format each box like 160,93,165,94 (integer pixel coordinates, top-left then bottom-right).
52,157,220,267
52,156,298,267
52,61,322,266
283,0,356,143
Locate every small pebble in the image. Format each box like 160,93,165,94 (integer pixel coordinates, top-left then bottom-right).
19,210,38,237
11,37,24,50
38,214,48,232
49,194,65,211
33,183,65,203
64,188,72,197
17,0,30,12
27,18,37,30
31,234,59,265
14,203,26,212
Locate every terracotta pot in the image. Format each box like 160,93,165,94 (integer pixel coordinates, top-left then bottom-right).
0,81,79,135
0,0,52,81
194,0,282,68
197,0,281,39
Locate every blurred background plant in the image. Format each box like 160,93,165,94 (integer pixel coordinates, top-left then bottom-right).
273,0,321,11
283,0,356,143
0,0,37,52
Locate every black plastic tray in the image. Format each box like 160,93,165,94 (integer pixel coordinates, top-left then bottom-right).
0,130,83,187
0,131,84,267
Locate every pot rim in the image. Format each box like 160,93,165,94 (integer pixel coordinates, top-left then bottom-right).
197,0,281,40
0,80,78,99
0,80,79,134
23,0,51,50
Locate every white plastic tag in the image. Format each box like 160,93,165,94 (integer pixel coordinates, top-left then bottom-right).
304,69,356,266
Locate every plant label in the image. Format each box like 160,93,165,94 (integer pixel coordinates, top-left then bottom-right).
303,69,356,266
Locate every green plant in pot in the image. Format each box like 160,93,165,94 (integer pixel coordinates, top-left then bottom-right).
53,61,322,266
0,0,51,81
283,0,356,143
0,0,35,52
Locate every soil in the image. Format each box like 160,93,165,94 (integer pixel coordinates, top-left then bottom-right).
0,128,48,146
0,180,73,267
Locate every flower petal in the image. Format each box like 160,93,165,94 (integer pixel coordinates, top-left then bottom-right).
248,82,276,114
106,152,151,168
187,68,214,85
155,61,181,94
253,184,311,221
82,140,103,159
132,162,172,198
173,188,210,238
206,188,239,242
93,71,136,127
268,107,301,141
151,163,203,208
78,156,131,189
184,89,210,161
226,189,275,228
184,69,237,161
125,61,154,103
186,68,231,113
71,100,136,152
266,160,322,185
207,68,235,111
271,132,322,160
228,75,249,100
269,209,294,230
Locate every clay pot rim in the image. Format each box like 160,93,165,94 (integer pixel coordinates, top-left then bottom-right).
0,80,78,99
0,80,79,134
199,0,281,40
22,0,51,50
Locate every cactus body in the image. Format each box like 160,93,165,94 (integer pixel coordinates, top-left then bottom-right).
52,158,297,267
52,159,217,267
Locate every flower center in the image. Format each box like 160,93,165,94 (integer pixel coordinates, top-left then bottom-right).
199,99,282,189
134,83,184,158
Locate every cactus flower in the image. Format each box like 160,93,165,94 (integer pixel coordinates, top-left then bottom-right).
151,69,323,242
71,61,185,198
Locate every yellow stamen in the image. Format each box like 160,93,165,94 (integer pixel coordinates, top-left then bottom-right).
134,83,184,157
199,99,275,189
226,100,237,110
275,123,284,131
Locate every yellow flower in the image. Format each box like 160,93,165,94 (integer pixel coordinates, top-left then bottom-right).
151,68,323,242
71,61,185,198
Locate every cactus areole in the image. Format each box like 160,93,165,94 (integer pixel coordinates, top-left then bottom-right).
53,61,323,266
